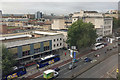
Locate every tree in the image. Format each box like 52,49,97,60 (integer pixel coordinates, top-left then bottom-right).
1,44,17,76
67,20,97,50
113,17,120,29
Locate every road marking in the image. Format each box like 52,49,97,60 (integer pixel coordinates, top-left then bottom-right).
101,65,117,78
59,67,67,72
63,70,72,75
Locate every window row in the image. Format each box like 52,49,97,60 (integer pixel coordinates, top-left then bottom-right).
54,43,62,47
53,38,62,42
44,46,50,51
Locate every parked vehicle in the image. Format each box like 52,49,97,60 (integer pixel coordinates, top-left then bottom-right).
43,69,58,79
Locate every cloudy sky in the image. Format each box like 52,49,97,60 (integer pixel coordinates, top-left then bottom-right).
0,0,119,15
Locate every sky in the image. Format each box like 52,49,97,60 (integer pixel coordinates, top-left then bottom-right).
0,1,119,15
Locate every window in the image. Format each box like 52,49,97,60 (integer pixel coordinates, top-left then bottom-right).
60,38,62,40
44,46,49,51
22,50,30,56
54,44,56,47
57,44,59,46
54,39,55,42
60,43,62,46
34,48,40,53
57,39,59,41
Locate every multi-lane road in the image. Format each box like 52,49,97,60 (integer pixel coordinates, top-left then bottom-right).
56,42,118,78
34,42,118,79
76,53,118,78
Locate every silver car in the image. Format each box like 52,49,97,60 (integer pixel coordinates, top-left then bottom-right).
68,63,76,70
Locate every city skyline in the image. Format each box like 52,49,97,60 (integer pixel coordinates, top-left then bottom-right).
1,2,118,15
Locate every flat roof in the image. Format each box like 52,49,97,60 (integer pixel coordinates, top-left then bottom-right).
0,34,32,40
41,55,55,60
33,31,60,35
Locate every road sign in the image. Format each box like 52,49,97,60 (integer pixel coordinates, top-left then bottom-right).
70,50,73,58
71,46,76,50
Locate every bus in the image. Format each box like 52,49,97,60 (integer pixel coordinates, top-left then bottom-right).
92,43,104,51
36,54,60,68
2,66,27,80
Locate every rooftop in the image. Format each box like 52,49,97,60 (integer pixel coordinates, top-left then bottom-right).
0,30,61,42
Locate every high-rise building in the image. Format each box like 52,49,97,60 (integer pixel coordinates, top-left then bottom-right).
35,11,42,19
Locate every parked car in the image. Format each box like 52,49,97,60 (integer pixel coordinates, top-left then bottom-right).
84,57,92,62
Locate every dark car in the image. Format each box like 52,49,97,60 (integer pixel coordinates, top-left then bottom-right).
84,57,92,62
54,67,60,72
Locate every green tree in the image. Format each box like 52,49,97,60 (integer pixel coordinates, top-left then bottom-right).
113,17,120,29
1,44,17,76
67,20,97,50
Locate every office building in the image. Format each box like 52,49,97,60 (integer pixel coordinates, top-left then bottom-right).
72,10,113,37
35,11,42,19
1,31,64,65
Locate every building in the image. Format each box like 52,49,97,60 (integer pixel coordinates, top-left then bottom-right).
1,31,64,65
104,13,118,19
0,25,8,34
51,19,65,30
35,11,42,19
72,10,113,37
0,10,2,20
51,19,72,30
107,10,118,14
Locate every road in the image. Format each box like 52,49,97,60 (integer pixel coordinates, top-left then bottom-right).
56,42,118,78
34,42,118,79
76,54,118,78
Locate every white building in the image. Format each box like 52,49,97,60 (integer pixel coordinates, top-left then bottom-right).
72,10,113,37
51,19,65,30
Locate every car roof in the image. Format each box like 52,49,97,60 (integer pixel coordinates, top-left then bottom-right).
44,69,55,74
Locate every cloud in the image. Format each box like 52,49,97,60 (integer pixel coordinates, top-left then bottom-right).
1,0,119,2
1,2,118,15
